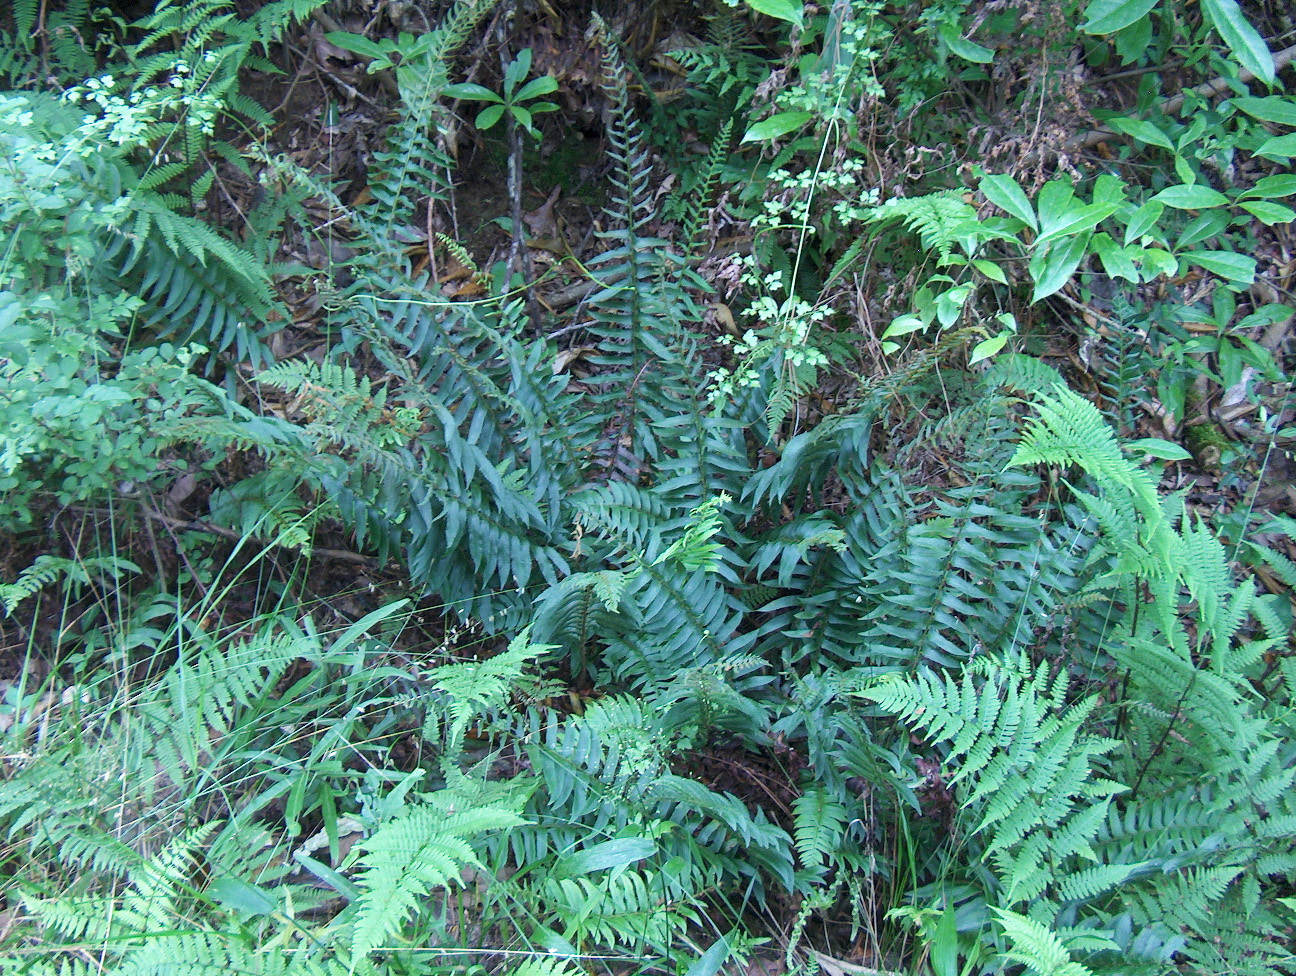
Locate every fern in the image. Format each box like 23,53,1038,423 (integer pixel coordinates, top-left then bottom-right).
791,786,848,872
421,627,548,752
1,554,140,614
357,1,497,241
541,865,703,952
862,191,981,267
350,793,525,964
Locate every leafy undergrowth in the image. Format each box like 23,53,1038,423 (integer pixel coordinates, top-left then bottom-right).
1,1,1296,975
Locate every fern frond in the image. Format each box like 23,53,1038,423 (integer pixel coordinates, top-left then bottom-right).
792,787,847,871
351,799,525,963
862,191,980,266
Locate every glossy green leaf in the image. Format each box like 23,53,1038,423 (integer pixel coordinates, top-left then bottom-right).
937,285,972,328
939,24,995,63
208,877,278,916
443,82,502,103
1107,117,1174,151
930,906,961,976
1239,174,1296,199
1127,438,1193,461
969,331,1010,365
1036,201,1119,245
973,259,1008,283
515,75,559,101
1036,181,1078,231
504,48,533,90
1139,247,1178,280
1176,209,1230,249
557,837,657,875
475,103,506,130
1093,234,1138,281
1257,133,1296,159
746,0,804,25
686,938,733,976
1231,96,1296,126
1237,304,1292,330
325,32,387,61
1202,0,1275,84
1114,15,1153,61
1093,174,1129,210
1123,200,1165,244
1030,234,1090,301
741,111,813,143
1239,200,1296,225
882,314,926,338
511,106,534,130
1152,184,1229,209
981,174,1037,229
1082,0,1159,34
1181,249,1256,285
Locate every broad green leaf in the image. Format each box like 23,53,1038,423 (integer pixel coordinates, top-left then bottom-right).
1176,209,1230,249
1036,181,1078,231
1172,154,1196,186
1152,184,1228,209
1257,133,1296,159
1082,0,1159,35
475,103,506,130
1181,249,1256,285
973,259,1008,283
981,174,1037,229
1202,0,1275,84
511,106,533,130
1239,200,1296,225
1139,247,1178,280
1093,174,1129,209
882,313,926,338
741,111,813,143
443,82,502,103
1030,234,1090,301
1239,174,1296,199
515,76,559,101
1237,304,1292,330
746,0,804,25
1178,114,1208,149
1231,96,1296,126
1114,15,1153,61
930,907,960,976
508,47,533,84
1123,200,1164,244
937,284,972,328
1093,233,1138,281
1107,117,1174,151
1127,438,1193,461
939,24,995,63
969,331,1010,364
557,838,657,875
1036,201,1119,245
325,32,387,61
207,878,277,916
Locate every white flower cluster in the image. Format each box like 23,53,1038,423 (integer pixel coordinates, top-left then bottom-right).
64,53,224,150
